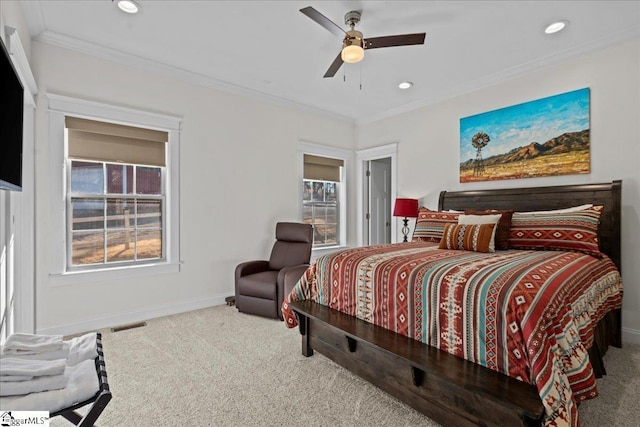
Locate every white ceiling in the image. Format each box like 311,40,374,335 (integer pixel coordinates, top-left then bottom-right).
20,1,640,123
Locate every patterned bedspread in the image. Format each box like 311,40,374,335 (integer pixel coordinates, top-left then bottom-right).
282,242,623,427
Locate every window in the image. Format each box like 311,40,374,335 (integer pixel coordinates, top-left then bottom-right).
303,180,339,245
64,117,168,269
68,161,163,266
298,143,349,249
48,94,180,282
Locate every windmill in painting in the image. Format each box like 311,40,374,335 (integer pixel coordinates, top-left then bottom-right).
471,132,490,176
459,88,590,182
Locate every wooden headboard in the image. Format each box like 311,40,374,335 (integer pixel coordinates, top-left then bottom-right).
438,180,622,271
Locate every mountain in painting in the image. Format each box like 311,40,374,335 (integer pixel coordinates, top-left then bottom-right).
460,129,589,169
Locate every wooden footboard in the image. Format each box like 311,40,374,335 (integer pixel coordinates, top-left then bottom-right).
291,300,545,427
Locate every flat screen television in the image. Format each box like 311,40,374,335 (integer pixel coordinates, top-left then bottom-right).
0,36,24,191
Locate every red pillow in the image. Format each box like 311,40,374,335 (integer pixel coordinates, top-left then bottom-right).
508,206,603,257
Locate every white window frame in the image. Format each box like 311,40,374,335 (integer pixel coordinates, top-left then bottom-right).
297,141,350,252
48,94,181,284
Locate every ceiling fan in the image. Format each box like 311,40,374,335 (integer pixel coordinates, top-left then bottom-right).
300,6,426,78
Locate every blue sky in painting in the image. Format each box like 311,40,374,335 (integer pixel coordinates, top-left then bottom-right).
459,88,590,163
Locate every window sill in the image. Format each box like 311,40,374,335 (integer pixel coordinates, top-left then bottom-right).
311,245,350,261
49,261,180,287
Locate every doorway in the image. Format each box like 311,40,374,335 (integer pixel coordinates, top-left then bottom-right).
364,158,392,245
356,143,397,247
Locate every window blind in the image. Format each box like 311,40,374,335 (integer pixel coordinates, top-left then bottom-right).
66,117,168,167
303,154,344,182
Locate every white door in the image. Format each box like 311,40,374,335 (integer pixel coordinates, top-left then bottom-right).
367,158,391,245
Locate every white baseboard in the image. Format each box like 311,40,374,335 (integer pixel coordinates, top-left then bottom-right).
36,295,228,336
623,327,640,345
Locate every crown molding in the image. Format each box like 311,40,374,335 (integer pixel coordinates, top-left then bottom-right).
356,25,640,126
34,30,354,125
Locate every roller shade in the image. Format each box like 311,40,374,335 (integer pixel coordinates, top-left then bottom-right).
304,154,344,182
66,117,168,167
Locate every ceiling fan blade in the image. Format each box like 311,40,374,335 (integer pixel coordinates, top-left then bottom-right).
323,52,344,78
365,33,426,50
300,6,346,37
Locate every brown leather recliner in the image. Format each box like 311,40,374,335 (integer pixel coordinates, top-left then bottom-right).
235,222,313,320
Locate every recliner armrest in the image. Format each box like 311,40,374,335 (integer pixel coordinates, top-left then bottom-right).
235,260,270,281
279,264,311,300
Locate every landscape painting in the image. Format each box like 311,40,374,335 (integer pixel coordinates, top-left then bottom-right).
459,88,590,182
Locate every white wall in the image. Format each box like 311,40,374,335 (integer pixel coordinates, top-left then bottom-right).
31,42,354,334
356,39,640,342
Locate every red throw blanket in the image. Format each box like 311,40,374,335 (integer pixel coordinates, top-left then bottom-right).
282,242,623,427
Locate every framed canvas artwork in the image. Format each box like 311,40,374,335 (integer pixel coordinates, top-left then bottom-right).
459,88,590,182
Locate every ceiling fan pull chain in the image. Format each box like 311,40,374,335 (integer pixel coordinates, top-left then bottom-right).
359,63,362,91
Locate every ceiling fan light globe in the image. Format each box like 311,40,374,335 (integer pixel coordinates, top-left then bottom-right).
342,45,365,63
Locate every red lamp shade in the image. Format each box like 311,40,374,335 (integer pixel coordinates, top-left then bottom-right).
393,198,419,218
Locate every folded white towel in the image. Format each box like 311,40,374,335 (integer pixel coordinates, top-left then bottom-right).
12,333,98,366
12,346,69,362
0,359,99,413
67,333,98,366
0,357,66,377
0,375,33,382
0,372,67,397
1,333,63,355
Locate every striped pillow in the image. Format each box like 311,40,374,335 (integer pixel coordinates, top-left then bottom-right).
412,208,459,242
508,205,603,257
439,223,496,253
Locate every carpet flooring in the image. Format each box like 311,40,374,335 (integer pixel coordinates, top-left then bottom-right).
50,305,639,426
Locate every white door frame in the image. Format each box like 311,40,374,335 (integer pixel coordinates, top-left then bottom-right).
356,143,398,247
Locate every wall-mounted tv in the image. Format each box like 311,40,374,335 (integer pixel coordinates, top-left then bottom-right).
0,36,24,191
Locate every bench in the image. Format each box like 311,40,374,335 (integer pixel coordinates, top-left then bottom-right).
290,300,545,427
50,333,112,426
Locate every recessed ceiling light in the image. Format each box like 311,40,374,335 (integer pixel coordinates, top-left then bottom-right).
545,20,569,34
117,0,141,14
398,81,413,89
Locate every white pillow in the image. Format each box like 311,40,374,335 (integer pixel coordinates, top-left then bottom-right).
458,214,502,252
516,204,594,215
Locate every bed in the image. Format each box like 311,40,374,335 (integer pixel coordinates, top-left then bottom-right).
282,181,623,427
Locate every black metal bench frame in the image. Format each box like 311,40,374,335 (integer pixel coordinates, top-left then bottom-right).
50,333,112,426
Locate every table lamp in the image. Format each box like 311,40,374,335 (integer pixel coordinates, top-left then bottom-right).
393,198,419,242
